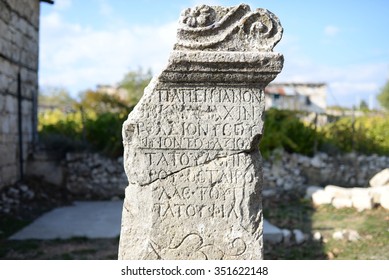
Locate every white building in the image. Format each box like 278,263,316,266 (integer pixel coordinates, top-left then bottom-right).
265,83,327,113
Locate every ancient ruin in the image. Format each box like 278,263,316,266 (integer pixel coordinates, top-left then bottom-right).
119,4,284,259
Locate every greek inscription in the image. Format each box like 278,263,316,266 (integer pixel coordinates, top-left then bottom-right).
153,202,239,219
153,184,242,202
158,87,262,104
136,120,259,138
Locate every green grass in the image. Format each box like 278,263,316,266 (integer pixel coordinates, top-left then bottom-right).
313,205,389,260
264,196,389,260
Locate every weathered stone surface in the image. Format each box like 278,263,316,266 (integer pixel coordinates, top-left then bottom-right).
281,229,292,244
312,190,332,205
0,0,40,190
263,219,283,244
119,4,283,260
333,229,360,242
369,168,389,188
332,197,353,209
324,185,351,199
313,231,322,242
293,229,305,244
352,194,373,211
370,186,389,204
380,189,389,210
64,153,127,199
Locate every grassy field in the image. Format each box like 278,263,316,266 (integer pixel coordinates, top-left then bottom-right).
264,197,389,260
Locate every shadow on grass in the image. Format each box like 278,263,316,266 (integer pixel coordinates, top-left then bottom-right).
263,193,328,260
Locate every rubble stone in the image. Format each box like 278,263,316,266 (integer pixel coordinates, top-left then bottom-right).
369,168,389,188
312,190,333,205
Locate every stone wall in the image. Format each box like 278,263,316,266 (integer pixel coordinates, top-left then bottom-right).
64,153,127,199
0,0,40,189
263,151,389,196
31,151,389,200
62,151,389,199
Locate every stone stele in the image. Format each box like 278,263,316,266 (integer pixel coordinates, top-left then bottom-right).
118,4,283,260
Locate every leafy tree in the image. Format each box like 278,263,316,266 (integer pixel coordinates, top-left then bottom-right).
39,87,77,112
118,68,152,105
78,90,132,117
359,100,369,111
377,80,389,111
38,69,151,157
260,109,318,157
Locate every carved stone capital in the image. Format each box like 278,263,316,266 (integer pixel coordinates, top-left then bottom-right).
176,4,283,52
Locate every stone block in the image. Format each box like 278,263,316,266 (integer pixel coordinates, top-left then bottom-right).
310,155,324,168
370,186,389,205
369,168,389,188
347,230,360,242
118,4,284,260
332,230,345,240
380,190,389,210
324,185,351,199
313,231,322,242
263,220,283,244
1,164,18,185
293,229,305,244
332,197,353,209
4,95,17,114
352,194,373,211
281,229,292,244
351,187,371,196
26,154,64,186
312,190,333,205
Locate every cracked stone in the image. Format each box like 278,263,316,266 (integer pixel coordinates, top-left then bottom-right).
118,3,283,260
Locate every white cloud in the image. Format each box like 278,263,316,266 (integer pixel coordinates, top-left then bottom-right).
39,9,387,109
98,0,113,17
324,25,340,37
39,12,177,95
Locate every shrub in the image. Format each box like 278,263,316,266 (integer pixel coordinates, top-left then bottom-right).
260,109,318,157
323,114,389,155
38,92,133,158
84,112,128,157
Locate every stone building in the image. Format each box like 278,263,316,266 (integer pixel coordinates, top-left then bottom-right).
0,0,53,190
265,83,327,113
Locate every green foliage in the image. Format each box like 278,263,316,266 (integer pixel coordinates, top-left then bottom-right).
323,114,389,155
118,68,152,105
359,100,369,111
377,80,389,111
39,73,389,159
261,109,389,157
260,109,318,157
84,112,129,158
79,90,131,116
39,87,77,110
39,88,134,157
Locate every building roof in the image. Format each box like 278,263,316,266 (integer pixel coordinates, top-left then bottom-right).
265,82,327,96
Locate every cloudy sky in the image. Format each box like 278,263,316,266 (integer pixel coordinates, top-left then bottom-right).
39,0,389,108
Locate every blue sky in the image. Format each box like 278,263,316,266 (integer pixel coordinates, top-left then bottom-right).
39,0,389,108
